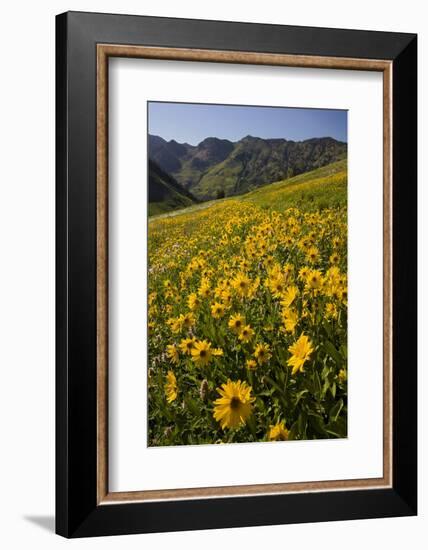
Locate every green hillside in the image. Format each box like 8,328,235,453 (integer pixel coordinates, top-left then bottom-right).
150,159,347,221
242,158,347,213
148,160,197,216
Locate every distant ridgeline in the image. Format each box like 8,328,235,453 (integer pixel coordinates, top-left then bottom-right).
148,134,347,214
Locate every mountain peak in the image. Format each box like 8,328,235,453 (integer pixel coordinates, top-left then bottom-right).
198,136,233,147
149,134,167,144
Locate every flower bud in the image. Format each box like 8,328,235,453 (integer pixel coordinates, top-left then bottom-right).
200,379,209,401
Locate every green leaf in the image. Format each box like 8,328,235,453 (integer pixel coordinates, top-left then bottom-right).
324,427,342,438
322,319,333,339
326,415,347,438
277,346,288,367
277,368,286,387
308,412,328,436
295,389,308,406
322,379,330,397
185,397,200,416
264,375,284,396
256,398,267,412
324,340,343,367
247,414,257,438
329,398,344,422
258,390,274,398
313,371,322,399
321,364,330,379
297,411,307,438
288,420,299,441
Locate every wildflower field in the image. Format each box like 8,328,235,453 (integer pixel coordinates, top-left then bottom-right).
148,160,348,446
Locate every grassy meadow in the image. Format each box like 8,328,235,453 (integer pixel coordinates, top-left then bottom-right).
148,160,348,446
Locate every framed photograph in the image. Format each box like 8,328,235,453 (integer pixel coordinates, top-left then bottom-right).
56,11,417,538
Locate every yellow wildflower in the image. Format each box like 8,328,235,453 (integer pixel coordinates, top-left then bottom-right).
338,369,347,382
213,380,255,429
179,337,196,355
198,278,211,299
232,272,252,298
280,285,298,308
167,317,182,334
306,246,319,263
306,269,323,291
166,343,179,364
287,333,314,375
298,266,310,281
246,359,257,370
268,421,289,441
329,252,340,265
282,308,298,334
267,275,287,298
165,371,177,403
191,340,223,366
325,302,338,319
254,343,272,365
211,302,226,319
228,313,245,334
188,292,201,310
238,325,255,343
179,312,195,331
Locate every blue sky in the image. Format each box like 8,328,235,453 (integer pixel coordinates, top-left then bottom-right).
148,102,347,145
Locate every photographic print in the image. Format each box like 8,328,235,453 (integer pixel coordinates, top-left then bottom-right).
147,102,348,447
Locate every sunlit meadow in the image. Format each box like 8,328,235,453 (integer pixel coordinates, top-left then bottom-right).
147,162,348,446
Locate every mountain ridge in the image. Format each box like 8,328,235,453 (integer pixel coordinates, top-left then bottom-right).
148,133,347,200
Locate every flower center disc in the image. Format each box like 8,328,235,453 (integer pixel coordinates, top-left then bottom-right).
230,397,241,410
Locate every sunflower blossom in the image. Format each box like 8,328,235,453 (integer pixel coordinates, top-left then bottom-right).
211,302,226,319
246,359,257,370
306,269,323,291
282,308,299,334
238,325,255,343
228,313,245,333
166,344,179,364
280,285,298,308
287,333,314,374
232,272,252,298
179,337,196,355
253,343,271,365
213,380,255,429
187,292,201,310
191,340,223,366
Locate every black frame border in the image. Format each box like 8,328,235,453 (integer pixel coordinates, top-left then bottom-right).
56,11,417,538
